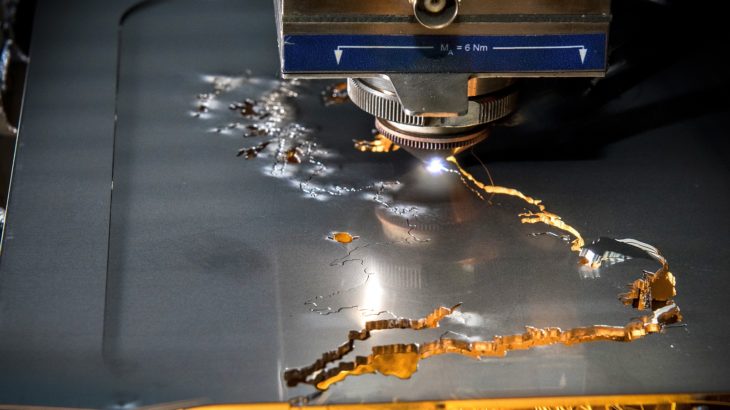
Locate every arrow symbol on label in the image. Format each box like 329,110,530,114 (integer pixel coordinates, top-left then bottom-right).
333,45,435,65
493,45,588,64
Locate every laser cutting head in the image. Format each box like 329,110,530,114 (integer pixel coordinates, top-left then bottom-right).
274,0,611,159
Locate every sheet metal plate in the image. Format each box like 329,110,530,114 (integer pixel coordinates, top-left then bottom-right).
0,0,728,408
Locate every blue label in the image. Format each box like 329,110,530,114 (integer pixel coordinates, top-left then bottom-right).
283,34,606,73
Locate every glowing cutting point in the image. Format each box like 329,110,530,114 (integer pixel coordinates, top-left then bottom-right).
425,158,446,174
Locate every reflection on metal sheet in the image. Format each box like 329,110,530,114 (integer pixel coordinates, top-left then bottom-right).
189,74,683,396
354,133,401,153
322,82,350,107
3,0,729,407
287,157,680,392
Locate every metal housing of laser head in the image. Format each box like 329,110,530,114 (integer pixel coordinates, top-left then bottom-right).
274,0,611,158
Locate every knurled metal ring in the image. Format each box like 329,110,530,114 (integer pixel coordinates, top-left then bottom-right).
347,78,426,126
348,78,518,128
375,119,489,152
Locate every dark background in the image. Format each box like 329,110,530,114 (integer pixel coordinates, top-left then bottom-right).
1,0,35,220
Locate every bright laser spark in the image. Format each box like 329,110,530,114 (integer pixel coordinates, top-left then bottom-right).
425,158,446,174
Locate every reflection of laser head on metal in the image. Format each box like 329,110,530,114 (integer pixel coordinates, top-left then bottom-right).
274,0,611,159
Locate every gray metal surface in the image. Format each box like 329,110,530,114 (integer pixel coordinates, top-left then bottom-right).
0,0,139,407
0,0,729,408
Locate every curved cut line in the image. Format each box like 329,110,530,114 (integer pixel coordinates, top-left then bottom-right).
315,303,680,391
283,304,461,388
285,158,682,392
447,155,585,251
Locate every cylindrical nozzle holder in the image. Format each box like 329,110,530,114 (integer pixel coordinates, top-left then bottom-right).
413,0,458,29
